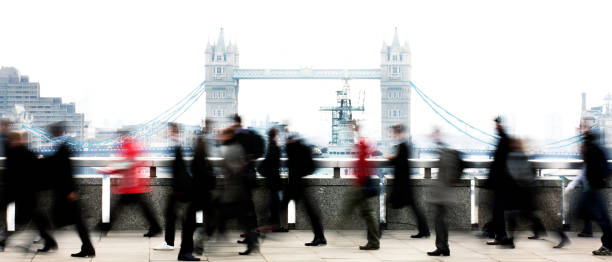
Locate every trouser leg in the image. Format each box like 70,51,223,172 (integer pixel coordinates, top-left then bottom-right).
507,211,517,239
300,193,324,239
72,203,94,251
359,194,380,247
583,219,593,234
492,192,507,240
434,204,449,252
590,191,612,248
165,195,177,245
525,211,545,235
179,202,197,255
408,194,429,235
269,188,281,225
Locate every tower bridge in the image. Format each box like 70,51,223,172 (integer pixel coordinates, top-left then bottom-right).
205,28,410,148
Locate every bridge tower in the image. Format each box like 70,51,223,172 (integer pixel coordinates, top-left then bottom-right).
205,28,240,130
380,28,411,149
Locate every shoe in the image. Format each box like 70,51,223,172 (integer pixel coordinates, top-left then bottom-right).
305,238,327,246
71,249,96,257
237,238,247,244
359,244,380,250
593,246,612,256
427,249,450,256
178,253,201,261
553,237,570,249
37,242,58,253
153,241,175,251
578,232,593,238
486,239,502,245
411,233,430,238
239,246,258,255
528,235,540,240
144,227,162,237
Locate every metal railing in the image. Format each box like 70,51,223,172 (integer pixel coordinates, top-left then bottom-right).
0,157,599,230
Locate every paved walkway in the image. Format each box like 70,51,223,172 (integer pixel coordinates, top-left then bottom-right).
0,230,611,262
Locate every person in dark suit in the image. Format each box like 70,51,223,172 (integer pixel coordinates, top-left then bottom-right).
177,131,216,261
387,124,429,238
484,117,513,247
284,133,326,246
258,127,287,232
155,123,192,253
45,122,95,257
0,131,55,253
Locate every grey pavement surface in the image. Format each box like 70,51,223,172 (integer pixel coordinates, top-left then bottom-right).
1,230,612,262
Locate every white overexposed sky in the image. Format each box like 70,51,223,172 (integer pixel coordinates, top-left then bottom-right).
1,0,611,147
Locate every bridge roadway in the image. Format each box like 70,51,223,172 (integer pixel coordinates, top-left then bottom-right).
0,230,607,262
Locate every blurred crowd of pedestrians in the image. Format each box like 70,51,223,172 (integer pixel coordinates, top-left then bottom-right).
0,115,609,260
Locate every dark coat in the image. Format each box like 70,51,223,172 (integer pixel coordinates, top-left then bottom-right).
171,145,192,201
584,139,609,189
389,141,414,208
4,145,40,223
259,140,281,190
485,130,513,190
44,142,80,227
285,140,314,197
190,147,215,201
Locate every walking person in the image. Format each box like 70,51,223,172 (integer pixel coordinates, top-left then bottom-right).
576,130,612,255
98,131,161,238
44,122,95,257
257,127,288,232
387,124,430,238
155,123,192,251
341,121,380,250
0,131,55,253
230,114,264,254
177,132,216,261
484,117,513,247
284,132,327,246
215,126,260,255
504,138,546,248
427,128,462,256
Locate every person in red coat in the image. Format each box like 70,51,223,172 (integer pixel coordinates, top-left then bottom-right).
99,132,161,237
341,121,380,250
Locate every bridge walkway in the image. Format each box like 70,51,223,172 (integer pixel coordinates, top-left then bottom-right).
0,230,607,262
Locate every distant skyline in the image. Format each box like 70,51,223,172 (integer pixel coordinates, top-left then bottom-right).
1,0,611,147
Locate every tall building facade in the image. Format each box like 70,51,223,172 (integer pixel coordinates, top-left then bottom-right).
0,67,85,141
205,28,239,131
380,29,411,147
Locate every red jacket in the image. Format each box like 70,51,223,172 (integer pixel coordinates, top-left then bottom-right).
354,137,373,187
102,138,151,194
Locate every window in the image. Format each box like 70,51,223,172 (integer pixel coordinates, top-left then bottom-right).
217,55,223,61
215,67,223,74
392,67,399,74
393,55,398,61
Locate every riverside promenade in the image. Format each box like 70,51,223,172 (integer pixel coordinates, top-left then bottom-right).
0,230,609,262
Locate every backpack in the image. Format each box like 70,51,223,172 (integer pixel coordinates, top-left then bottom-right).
506,152,534,187
439,148,465,183
237,128,265,160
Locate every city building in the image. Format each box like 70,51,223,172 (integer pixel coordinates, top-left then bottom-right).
581,92,612,151
0,67,85,145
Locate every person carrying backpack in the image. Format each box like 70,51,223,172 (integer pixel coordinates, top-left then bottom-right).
284,131,326,247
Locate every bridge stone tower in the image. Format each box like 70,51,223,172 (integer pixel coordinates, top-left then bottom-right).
205,28,240,130
380,28,411,149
